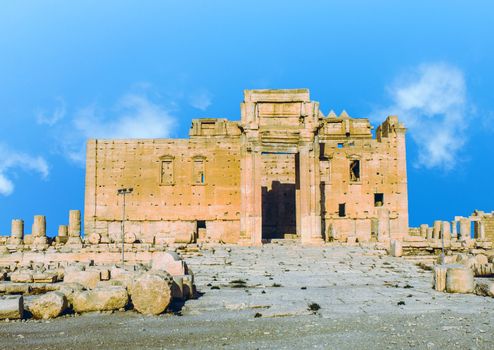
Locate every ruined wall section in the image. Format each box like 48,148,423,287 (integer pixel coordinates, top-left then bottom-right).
84,119,242,245
318,114,408,242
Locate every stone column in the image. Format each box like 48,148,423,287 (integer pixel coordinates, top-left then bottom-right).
419,224,428,238
32,215,46,237
479,221,486,240
441,221,451,241
32,215,48,246
66,210,83,247
459,218,471,241
451,221,458,240
433,220,441,240
8,219,24,245
434,266,447,292
56,225,68,244
427,227,433,240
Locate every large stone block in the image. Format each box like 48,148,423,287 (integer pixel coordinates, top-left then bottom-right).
130,272,172,315
390,240,402,257
26,292,67,319
11,270,34,283
5,283,30,295
64,270,101,289
433,265,447,292
151,251,186,276
72,286,128,313
0,295,23,319
58,282,85,306
446,266,474,294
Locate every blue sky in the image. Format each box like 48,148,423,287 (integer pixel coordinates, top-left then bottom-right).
0,1,493,236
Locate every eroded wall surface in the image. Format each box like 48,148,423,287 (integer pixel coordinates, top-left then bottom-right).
85,119,242,245
84,89,409,245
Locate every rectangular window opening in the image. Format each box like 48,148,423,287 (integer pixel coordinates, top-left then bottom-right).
338,203,346,217
374,193,384,207
160,160,174,185
350,160,360,182
197,220,206,229
193,159,206,184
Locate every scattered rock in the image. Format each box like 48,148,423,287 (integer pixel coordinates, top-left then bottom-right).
130,272,172,315
26,292,67,319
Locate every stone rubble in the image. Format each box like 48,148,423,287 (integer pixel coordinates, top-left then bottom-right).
0,211,196,320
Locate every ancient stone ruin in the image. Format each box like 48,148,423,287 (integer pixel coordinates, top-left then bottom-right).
0,211,196,320
1,88,493,321
394,210,494,299
84,89,408,246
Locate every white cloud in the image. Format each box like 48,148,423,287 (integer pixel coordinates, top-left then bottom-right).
381,63,468,170
0,144,49,196
188,90,212,111
61,93,176,165
36,97,66,126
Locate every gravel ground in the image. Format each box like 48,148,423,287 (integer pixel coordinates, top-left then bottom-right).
0,243,493,349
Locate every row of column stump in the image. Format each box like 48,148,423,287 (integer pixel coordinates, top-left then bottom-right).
5,210,83,249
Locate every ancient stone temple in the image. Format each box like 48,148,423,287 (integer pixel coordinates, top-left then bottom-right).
84,89,408,245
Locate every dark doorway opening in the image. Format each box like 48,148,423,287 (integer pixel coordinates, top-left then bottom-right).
196,220,206,241
262,181,296,240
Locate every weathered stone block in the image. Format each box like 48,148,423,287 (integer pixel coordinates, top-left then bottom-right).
433,265,447,292
86,233,101,245
0,295,23,319
11,270,33,283
130,272,172,315
32,272,58,283
72,286,128,313
64,270,100,289
5,283,30,295
26,292,67,319
446,266,474,294
58,282,85,306
151,251,186,276
390,240,402,257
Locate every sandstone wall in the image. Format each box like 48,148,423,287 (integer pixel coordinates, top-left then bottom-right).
319,115,408,242
84,89,409,245
85,123,242,244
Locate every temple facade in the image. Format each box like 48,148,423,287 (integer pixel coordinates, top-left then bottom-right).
84,89,408,245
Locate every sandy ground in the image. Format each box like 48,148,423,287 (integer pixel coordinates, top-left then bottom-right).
0,242,493,349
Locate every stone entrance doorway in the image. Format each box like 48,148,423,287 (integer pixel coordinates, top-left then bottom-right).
239,89,324,245
261,152,297,240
